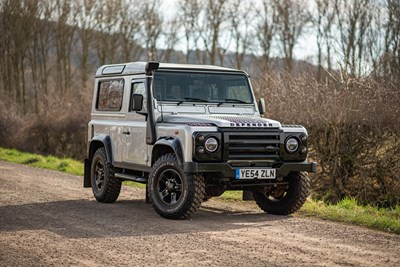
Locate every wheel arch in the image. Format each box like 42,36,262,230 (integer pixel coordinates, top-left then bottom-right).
84,134,114,188
151,137,184,166
88,134,114,164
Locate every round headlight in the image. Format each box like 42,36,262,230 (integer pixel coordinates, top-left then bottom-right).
204,137,218,153
286,137,299,153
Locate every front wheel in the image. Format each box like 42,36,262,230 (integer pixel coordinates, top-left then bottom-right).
90,147,121,203
149,153,205,219
253,172,310,215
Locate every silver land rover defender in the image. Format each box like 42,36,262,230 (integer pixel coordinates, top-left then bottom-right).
84,61,317,219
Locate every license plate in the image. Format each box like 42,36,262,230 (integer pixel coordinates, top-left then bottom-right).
235,168,276,179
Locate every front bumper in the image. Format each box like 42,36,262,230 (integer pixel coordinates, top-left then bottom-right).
184,161,317,178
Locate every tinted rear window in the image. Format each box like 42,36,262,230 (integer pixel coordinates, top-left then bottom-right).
96,79,124,111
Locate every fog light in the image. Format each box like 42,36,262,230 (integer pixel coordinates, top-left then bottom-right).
300,147,307,154
300,134,307,142
197,135,205,141
197,147,205,154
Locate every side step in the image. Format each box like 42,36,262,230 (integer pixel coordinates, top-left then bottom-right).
115,173,147,183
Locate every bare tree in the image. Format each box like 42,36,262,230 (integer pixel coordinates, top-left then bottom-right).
255,0,277,72
36,1,54,108
26,0,42,113
94,0,122,65
383,0,400,81
118,0,143,62
0,0,17,99
0,0,32,111
335,0,374,76
312,0,336,78
141,0,163,61
228,0,255,69
160,18,181,62
364,2,385,77
1,0,53,113
77,0,100,89
54,0,79,94
273,0,311,72
178,0,201,63
201,0,229,65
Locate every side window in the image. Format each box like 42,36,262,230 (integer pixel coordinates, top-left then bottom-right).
96,79,124,111
131,82,146,111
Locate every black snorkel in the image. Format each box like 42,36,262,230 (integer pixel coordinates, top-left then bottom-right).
145,61,159,145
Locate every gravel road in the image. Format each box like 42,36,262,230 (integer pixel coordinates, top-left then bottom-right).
0,160,399,267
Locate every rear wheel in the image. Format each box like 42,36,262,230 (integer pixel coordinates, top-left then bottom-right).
90,147,121,203
149,153,205,219
253,172,310,215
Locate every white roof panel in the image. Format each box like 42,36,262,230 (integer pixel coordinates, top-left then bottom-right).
96,62,245,77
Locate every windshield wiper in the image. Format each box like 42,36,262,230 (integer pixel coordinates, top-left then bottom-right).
218,98,249,106
177,97,209,105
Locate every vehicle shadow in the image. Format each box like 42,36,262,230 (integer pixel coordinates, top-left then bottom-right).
0,199,291,239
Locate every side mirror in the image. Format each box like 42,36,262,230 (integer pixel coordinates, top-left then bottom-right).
258,98,266,116
132,94,143,111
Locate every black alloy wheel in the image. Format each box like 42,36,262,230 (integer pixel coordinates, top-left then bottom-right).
90,147,121,203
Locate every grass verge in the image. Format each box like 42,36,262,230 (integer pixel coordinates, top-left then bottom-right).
0,147,83,176
298,198,400,234
1,147,399,234
217,192,400,234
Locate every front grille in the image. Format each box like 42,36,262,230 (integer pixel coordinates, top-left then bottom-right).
225,131,281,160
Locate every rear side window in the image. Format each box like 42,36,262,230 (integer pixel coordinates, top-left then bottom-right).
96,79,124,111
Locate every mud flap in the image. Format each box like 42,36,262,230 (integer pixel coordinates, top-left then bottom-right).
145,182,152,204
83,158,91,188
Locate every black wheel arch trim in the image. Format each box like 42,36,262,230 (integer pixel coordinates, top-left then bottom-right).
89,134,114,164
152,137,184,166
84,134,114,188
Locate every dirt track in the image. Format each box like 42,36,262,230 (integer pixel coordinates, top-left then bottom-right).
0,160,399,267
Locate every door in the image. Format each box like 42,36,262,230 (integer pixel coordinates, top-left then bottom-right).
121,80,149,166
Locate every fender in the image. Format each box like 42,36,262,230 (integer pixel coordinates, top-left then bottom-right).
83,134,114,187
89,134,114,164
152,137,184,166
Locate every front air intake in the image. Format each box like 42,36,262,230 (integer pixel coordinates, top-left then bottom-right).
225,131,281,160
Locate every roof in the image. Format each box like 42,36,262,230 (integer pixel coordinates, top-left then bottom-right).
95,62,246,77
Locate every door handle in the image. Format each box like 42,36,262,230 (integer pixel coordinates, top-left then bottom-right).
122,131,130,135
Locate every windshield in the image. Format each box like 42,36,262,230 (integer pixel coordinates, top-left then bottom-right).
152,71,253,104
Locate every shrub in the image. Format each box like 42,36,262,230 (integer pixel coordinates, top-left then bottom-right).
0,92,90,160
254,70,400,207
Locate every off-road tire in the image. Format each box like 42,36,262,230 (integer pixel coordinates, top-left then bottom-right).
253,172,310,215
149,153,205,219
90,147,121,203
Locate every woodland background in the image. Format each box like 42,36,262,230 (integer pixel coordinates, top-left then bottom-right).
0,0,399,206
